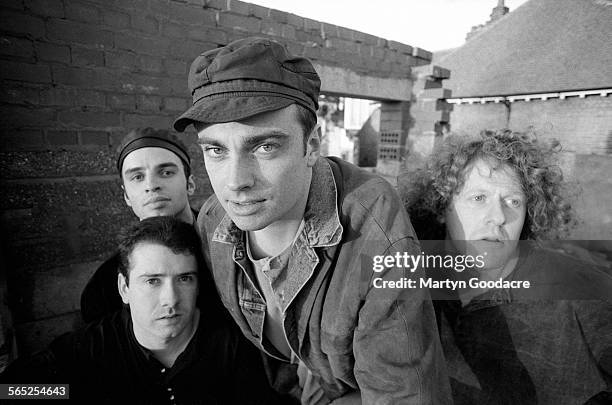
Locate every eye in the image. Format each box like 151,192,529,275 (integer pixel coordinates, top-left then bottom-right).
471,194,486,203
178,274,195,283
145,278,161,286
202,145,225,159
130,173,144,182
256,143,279,154
160,169,175,177
506,198,523,208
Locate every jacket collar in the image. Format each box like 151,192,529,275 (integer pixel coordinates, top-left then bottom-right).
212,157,343,248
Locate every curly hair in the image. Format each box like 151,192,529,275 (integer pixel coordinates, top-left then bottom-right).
400,129,575,240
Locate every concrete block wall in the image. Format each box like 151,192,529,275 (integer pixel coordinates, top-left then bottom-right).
0,0,425,355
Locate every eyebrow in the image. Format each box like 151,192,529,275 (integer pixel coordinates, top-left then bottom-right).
123,162,179,176
198,131,291,149
138,271,198,278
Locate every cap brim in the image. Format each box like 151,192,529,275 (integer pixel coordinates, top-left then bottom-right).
173,94,296,132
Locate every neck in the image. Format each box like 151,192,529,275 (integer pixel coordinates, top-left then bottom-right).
133,308,200,368
176,204,195,225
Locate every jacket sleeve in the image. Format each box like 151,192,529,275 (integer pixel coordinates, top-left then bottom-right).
342,185,451,405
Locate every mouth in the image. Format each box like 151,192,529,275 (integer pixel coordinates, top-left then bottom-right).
145,196,171,206
157,314,181,322
227,199,266,215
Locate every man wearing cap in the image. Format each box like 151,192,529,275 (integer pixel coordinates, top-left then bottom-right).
80,127,197,322
174,37,449,404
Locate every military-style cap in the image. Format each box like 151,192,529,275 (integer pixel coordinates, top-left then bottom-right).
116,128,191,173
173,37,320,132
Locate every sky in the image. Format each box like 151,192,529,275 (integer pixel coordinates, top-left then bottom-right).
248,0,530,51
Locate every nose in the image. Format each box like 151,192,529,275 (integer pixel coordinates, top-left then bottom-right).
226,156,255,191
144,174,161,192
159,280,179,308
486,198,506,226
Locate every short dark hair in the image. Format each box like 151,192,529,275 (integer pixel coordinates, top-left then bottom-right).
400,129,575,240
295,104,318,153
118,128,192,182
117,217,203,285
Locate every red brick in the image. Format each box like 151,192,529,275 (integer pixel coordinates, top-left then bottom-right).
51,66,116,89
25,0,65,18
217,13,260,32
166,3,216,26
303,18,321,33
0,60,52,83
80,130,109,145
0,129,45,150
164,59,188,75
188,27,227,44
162,21,187,38
71,46,104,67
46,18,113,48
268,8,287,24
123,113,173,128
139,55,164,73
203,0,226,10
163,96,188,111
58,111,121,127
136,95,162,111
65,1,100,23
102,10,130,29
227,0,249,15
106,93,135,109
131,15,158,34
73,89,106,108
105,50,138,70
0,83,40,105
0,11,45,38
281,24,296,40
47,130,78,145
0,35,35,60
388,40,413,55
40,87,74,106
35,41,70,63
249,3,268,19
260,21,283,36
336,26,354,41
114,32,170,56
285,13,303,29
167,39,215,59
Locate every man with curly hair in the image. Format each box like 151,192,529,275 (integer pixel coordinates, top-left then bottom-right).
400,130,612,404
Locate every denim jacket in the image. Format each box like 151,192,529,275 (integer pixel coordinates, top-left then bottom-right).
198,157,450,404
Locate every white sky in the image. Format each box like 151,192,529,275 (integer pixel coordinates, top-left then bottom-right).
248,0,530,51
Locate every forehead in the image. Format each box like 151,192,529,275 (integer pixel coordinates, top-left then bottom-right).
122,147,183,169
197,104,303,142
128,242,196,276
458,159,523,194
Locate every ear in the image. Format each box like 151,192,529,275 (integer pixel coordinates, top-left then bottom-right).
122,185,132,208
186,174,196,196
305,124,321,167
118,273,130,305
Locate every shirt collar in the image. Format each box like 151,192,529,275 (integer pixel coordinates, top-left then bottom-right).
212,158,343,248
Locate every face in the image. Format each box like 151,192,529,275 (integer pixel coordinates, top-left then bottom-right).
118,242,199,347
197,104,319,231
122,147,195,223
445,159,527,270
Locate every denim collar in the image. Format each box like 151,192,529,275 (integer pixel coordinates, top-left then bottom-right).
212,157,343,248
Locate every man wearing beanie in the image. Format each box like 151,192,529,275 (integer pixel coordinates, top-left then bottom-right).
80,128,198,322
175,37,450,404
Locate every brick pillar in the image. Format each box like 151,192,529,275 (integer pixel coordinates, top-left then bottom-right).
405,65,452,172
376,101,411,184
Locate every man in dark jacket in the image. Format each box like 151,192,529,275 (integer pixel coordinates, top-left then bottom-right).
173,37,450,404
80,128,198,322
2,217,282,404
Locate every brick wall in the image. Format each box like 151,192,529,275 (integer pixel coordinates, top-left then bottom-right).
0,0,424,355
